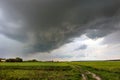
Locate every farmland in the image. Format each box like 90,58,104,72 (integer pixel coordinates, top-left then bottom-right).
0,61,120,80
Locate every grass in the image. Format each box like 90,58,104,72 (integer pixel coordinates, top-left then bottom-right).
71,61,120,72
0,61,120,80
0,62,81,80
72,61,120,80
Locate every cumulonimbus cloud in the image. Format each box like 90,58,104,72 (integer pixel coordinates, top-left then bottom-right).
0,0,120,54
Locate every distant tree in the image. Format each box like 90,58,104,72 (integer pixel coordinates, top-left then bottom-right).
0,58,1,62
6,58,16,62
15,57,23,62
31,59,38,62
26,59,38,62
6,57,23,62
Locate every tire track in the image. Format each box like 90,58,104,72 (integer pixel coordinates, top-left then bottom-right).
70,64,102,80
82,74,87,80
86,71,101,80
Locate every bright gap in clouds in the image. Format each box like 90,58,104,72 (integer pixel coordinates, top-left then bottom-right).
58,33,120,61
49,35,107,61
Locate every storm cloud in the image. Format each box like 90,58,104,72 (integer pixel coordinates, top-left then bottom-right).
0,0,120,55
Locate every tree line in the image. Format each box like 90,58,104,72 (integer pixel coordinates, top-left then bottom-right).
0,57,39,62
0,57,23,62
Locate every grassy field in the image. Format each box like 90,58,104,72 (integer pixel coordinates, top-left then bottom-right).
71,61,120,80
0,61,120,80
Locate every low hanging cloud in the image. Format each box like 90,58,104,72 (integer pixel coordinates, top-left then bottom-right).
0,0,120,55
74,44,87,51
102,31,120,44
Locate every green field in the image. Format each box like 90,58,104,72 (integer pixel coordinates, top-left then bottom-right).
0,61,120,80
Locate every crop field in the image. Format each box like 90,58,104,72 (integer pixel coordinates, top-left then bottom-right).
0,61,120,80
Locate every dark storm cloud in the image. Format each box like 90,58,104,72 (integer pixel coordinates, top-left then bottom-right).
0,0,120,53
0,23,27,42
85,17,120,39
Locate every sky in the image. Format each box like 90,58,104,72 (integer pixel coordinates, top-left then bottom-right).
0,0,120,61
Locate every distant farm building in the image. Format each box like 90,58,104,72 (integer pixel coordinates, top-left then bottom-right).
0,58,6,62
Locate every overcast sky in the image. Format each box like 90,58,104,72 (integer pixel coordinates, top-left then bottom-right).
0,0,120,61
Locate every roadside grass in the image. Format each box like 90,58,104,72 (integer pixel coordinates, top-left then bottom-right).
72,61,120,80
71,61,120,73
